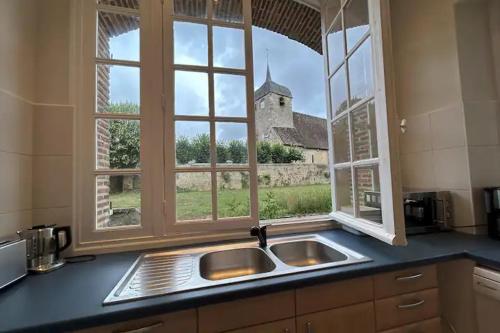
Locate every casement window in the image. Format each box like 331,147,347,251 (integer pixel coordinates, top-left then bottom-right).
74,0,405,249
322,0,406,245
163,0,258,233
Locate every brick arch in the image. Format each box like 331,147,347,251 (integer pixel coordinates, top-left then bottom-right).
252,0,322,54
99,0,322,54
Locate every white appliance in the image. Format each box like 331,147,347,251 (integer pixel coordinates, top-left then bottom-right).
473,266,500,333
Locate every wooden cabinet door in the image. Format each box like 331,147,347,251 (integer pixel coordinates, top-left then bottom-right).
198,291,295,333
296,302,375,333
226,318,295,333
75,309,197,333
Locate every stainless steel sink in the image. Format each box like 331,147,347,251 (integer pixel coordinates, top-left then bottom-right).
104,234,371,305
270,240,348,267
199,248,276,281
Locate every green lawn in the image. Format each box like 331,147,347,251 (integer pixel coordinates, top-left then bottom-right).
111,184,332,221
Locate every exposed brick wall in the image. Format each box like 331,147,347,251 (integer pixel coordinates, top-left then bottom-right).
96,17,112,229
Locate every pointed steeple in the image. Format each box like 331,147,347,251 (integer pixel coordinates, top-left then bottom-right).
266,63,272,82
254,48,292,101
266,48,272,82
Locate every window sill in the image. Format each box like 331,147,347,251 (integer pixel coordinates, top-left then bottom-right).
72,217,339,255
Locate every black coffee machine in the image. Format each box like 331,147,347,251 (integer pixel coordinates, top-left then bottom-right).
484,187,500,239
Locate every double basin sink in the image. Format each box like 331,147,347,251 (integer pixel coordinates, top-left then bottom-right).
104,234,371,304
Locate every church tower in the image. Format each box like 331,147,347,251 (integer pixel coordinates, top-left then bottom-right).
254,63,294,141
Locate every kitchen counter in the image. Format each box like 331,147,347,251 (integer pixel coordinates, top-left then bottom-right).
1,229,500,333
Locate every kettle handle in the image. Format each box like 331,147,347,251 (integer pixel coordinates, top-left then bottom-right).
53,226,72,253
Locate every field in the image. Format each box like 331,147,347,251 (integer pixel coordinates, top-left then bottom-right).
110,184,332,221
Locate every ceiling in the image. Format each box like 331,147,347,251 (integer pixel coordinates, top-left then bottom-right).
294,0,321,11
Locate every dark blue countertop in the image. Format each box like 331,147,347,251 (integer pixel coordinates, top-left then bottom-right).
1,229,500,333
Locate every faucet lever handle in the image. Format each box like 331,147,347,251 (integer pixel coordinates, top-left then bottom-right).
250,226,260,236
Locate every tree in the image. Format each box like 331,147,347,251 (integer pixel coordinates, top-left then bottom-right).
269,143,304,164
109,119,141,169
192,134,210,163
228,140,247,164
257,141,272,163
216,141,229,163
105,102,139,114
176,136,193,164
284,146,305,163
271,144,287,163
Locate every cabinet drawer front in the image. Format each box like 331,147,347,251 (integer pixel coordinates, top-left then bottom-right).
296,302,375,333
296,276,373,315
374,265,437,299
198,291,295,333
379,317,441,333
226,318,296,333
75,309,197,333
375,288,440,331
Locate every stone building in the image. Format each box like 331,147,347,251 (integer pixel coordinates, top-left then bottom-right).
254,65,329,164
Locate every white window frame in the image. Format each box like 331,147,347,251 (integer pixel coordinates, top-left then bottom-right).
75,0,163,246
322,0,406,245
71,0,404,251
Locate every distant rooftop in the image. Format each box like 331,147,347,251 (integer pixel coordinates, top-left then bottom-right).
273,112,328,150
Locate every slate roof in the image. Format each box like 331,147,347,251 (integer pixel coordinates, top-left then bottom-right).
273,112,328,150
255,65,293,101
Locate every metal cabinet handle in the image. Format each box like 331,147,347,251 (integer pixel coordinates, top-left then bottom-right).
283,329,290,333
306,321,313,333
397,299,425,309
113,322,164,333
395,273,423,281
477,281,498,291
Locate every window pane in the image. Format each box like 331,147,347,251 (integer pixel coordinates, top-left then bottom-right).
175,71,209,116
356,165,382,223
174,0,207,18
258,175,332,220
96,65,140,114
214,74,247,117
330,65,348,116
176,172,212,221
96,175,141,229
216,122,248,165
352,101,378,161
217,171,250,218
98,0,139,9
348,37,373,104
97,12,139,62
335,168,353,215
96,119,140,170
213,26,245,69
213,0,243,23
344,0,370,51
174,21,208,66
175,121,211,166
332,116,350,164
327,16,344,73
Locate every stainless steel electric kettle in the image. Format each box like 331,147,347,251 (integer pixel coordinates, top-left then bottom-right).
17,225,72,273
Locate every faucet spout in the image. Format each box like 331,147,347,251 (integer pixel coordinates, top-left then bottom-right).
250,226,267,248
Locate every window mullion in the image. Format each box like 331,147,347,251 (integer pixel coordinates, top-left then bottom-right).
207,1,218,223
347,112,358,218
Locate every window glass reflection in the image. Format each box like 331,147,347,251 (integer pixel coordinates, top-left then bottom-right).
348,37,373,104
344,0,370,51
327,16,344,73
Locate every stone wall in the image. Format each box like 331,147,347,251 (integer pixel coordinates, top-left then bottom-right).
175,164,330,192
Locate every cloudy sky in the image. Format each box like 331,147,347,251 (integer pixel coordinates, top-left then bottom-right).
106,24,327,141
